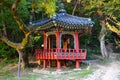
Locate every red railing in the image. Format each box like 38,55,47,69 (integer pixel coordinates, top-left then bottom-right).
35,48,86,60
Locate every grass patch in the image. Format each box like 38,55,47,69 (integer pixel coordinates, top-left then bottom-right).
116,54,120,61
0,71,10,76
72,69,93,78
0,58,18,69
24,67,32,71
0,71,14,80
78,70,93,77
29,74,41,79
18,75,39,80
0,74,40,80
100,59,112,64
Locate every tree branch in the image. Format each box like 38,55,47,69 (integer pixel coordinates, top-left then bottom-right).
0,0,31,50
0,32,30,49
0,0,12,9
11,0,29,34
72,0,79,15
106,22,120,36
1,36,21,49
21,32,30,47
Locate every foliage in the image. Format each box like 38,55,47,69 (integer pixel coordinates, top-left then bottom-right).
82,0,120,53
63,0,120,58
28,0,57,18
82,0,120,36
33,35,43,48
0,42,16,59
106,17,120,36
83,0,120,16
0,0,30,60
38,0,57,17
0,0,29,43
18,0,30,23
0,0,119,63
0,58,18,69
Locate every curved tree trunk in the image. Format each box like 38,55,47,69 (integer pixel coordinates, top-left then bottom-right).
17,49,29,69
99,20,109,59
0,0,30,69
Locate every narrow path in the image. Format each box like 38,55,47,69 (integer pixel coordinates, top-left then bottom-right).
83,54,120,80
101,62,120,80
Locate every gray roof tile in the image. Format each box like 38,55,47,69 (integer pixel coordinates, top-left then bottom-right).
31,9,94,30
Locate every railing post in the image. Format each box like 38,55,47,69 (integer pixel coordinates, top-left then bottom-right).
73,49,74,59
80,49,82,59
51,49,53,59
64,49,66,59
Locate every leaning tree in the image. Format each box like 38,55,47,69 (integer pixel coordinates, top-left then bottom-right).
62,0,120,58
82,0,120,58
0,0,57,68
0,0,31,68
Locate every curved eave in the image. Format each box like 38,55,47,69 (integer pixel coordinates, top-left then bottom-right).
31,12,94,31
35,21,93,31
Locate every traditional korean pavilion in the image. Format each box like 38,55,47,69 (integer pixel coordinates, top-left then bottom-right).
31,9,94,70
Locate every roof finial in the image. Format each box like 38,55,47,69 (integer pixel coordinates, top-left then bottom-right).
59,3,66,13
60,3,64,9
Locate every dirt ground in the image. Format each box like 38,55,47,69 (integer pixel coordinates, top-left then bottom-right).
83,53,120,80
83,61,120,80
0,53,120,80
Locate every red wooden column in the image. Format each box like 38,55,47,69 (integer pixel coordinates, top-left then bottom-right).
43,33,48,49
43,60,47,69
76,59,80,69
48,60,51,68
55,31,61,70
57,60,61,70
43,33,48,69
55,31,61,49
73,33,79,52
73,32,80,69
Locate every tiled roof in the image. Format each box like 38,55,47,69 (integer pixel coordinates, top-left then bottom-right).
31,9,94,31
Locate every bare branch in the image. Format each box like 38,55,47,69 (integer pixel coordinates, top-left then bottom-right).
72,0,79,15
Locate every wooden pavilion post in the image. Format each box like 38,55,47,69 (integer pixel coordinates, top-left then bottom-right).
55,31,61,49
43,33,48,69
73,32,80,69
43,33,47,49
55,31,61,70
43,59,47,69
73,33,79,52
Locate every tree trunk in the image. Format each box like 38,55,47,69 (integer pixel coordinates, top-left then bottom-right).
99,20,109,59
72,0,79,15
17,49,29,69
0,0,31,69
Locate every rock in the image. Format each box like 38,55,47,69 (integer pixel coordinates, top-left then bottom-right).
73,68,81,71
33,68,50,74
